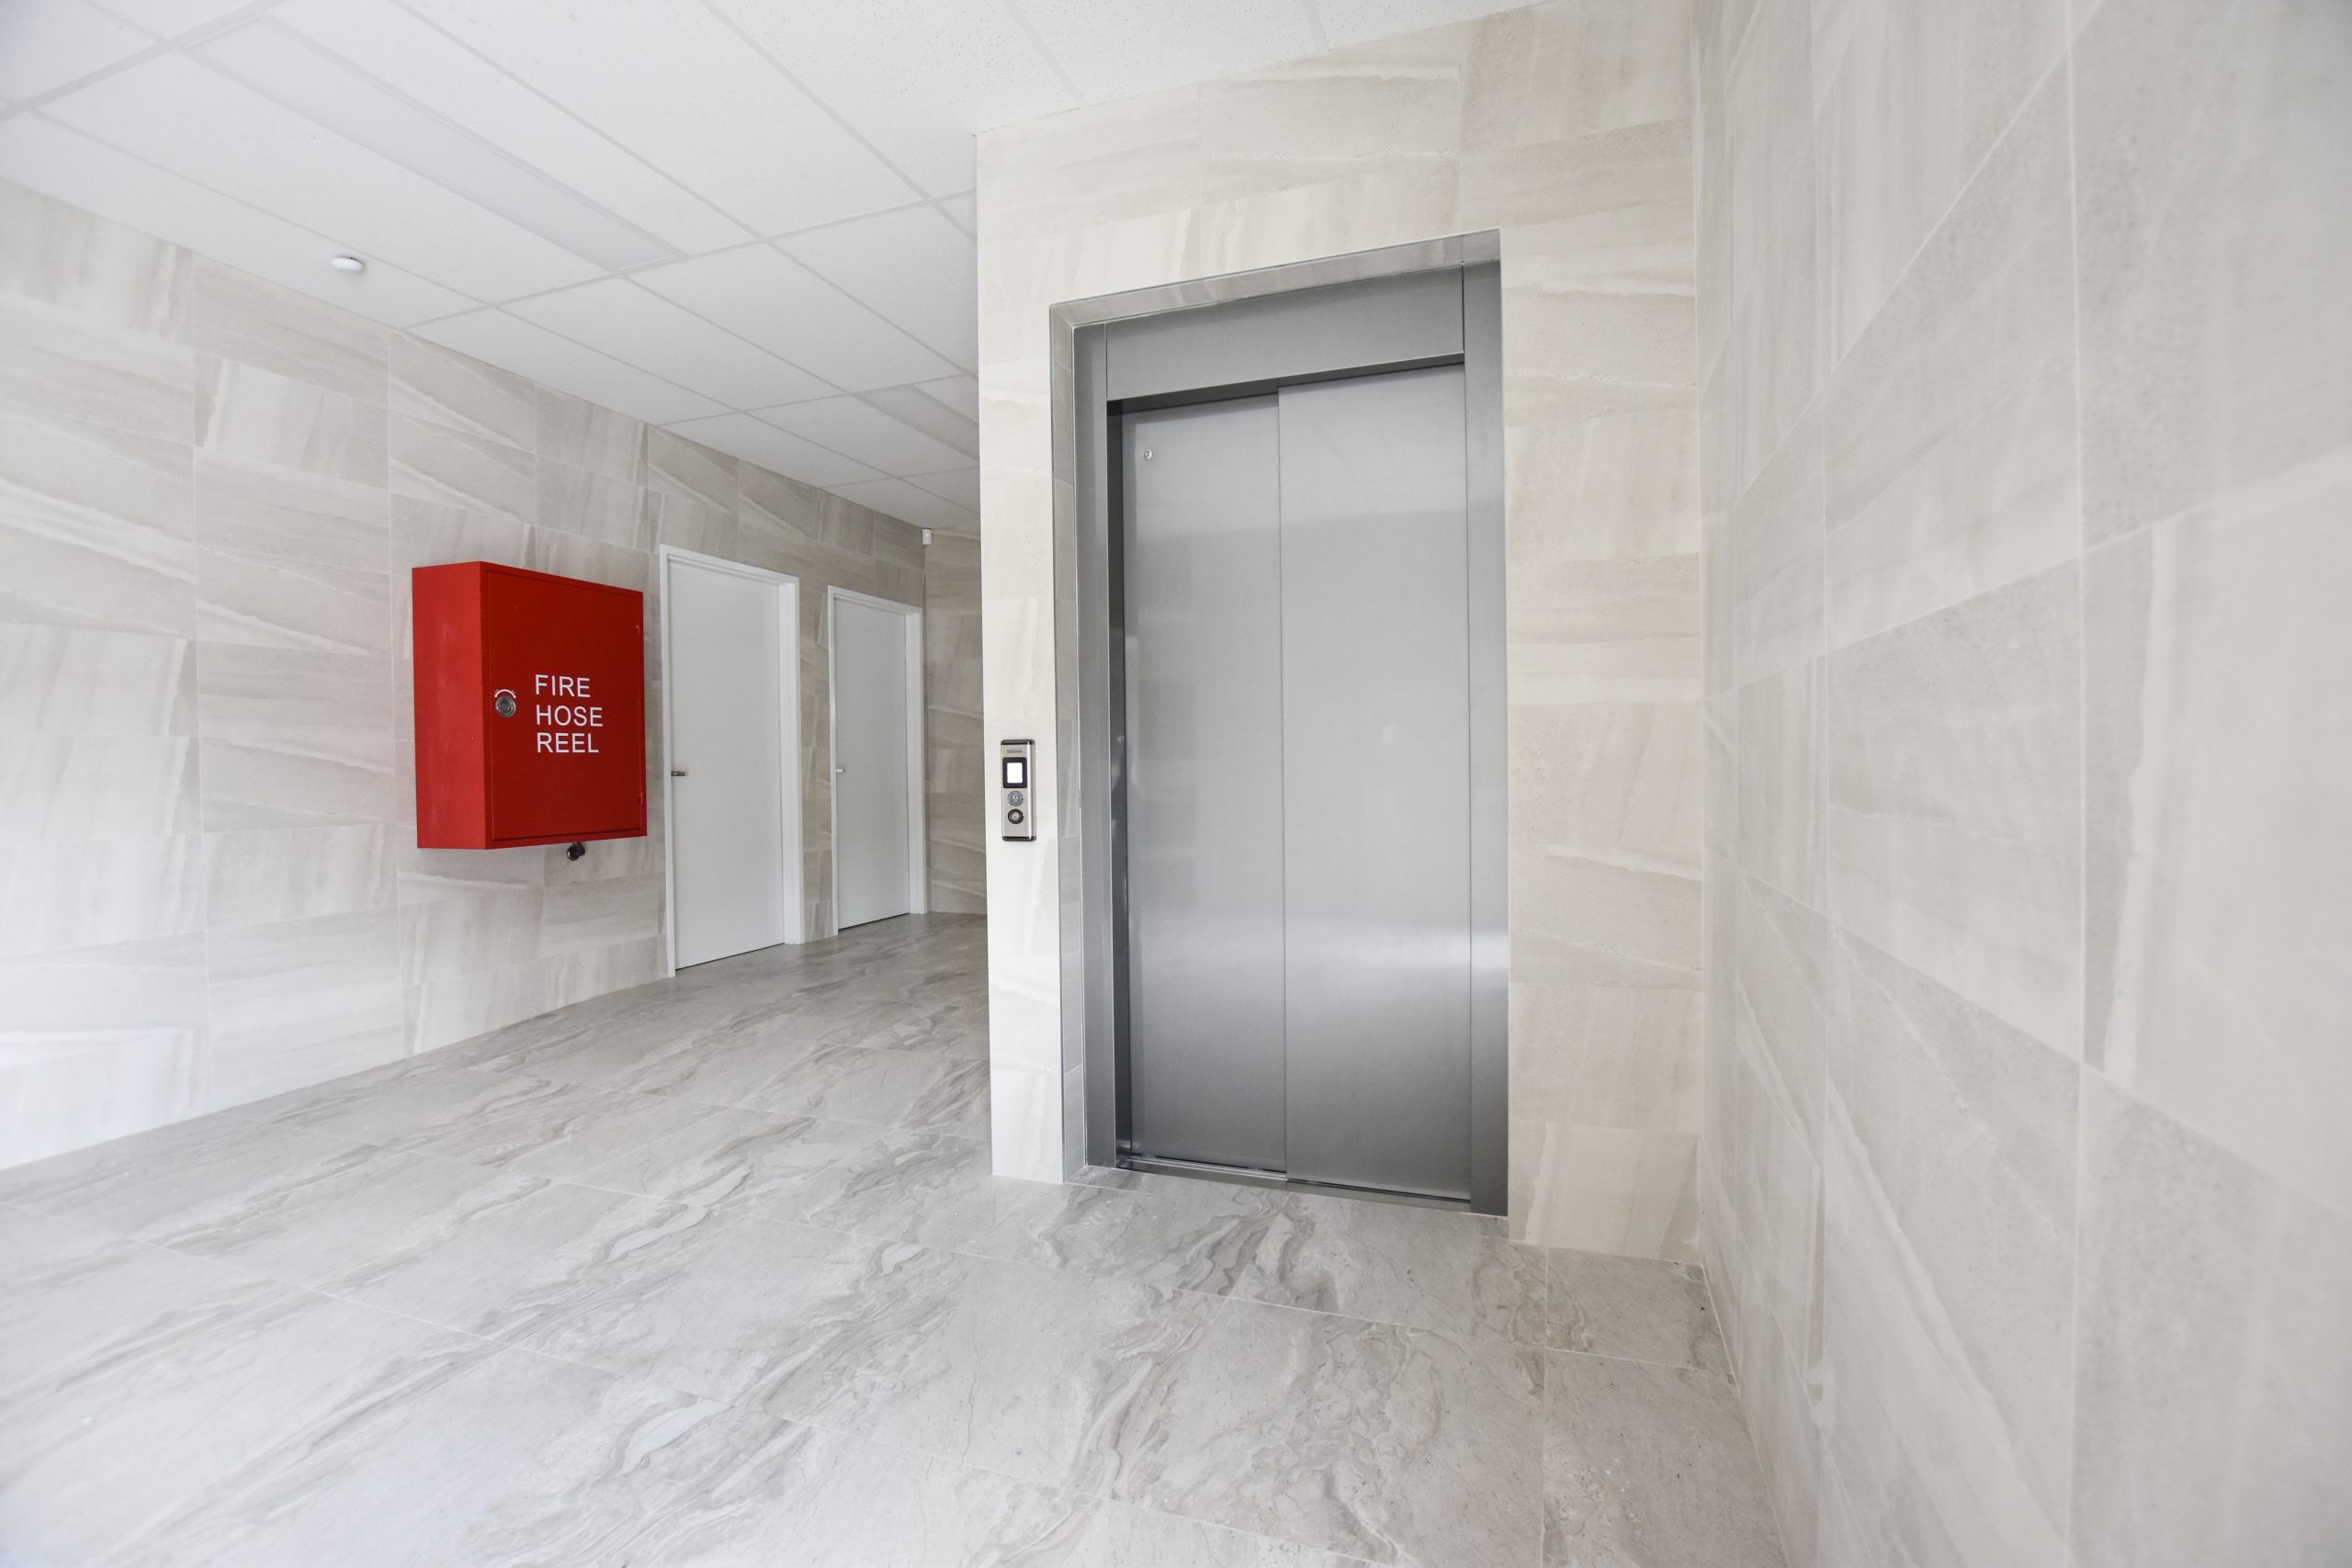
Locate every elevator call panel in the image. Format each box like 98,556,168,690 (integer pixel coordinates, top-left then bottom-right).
1000,739,1035,840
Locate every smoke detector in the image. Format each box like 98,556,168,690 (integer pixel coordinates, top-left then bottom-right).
329,254,367,276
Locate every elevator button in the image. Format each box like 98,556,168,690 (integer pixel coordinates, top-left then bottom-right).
1008,789,1024,806
1007,807,1024,825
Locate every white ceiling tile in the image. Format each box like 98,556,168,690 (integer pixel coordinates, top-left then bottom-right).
1312,0,1522,51
510,278,833,410
631,244,956,394
706,0,1070,196
0,2,151,100
416,308,726,424
0,114,476,324
270,0,750,257
905,467,981,511
827,476,978,534
1015,0,1317,103
664,412,882,490
934,191,977,236
400,0,917,235
41,52,606,299
755,394,973,476
858,384,978,457
915,374,981,422
780,206,976,370
195,21,672,272
88,0,254,38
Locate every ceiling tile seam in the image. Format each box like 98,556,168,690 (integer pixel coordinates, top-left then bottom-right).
198,18,684,274
594,273,854,404
0,0,286,119
987,0,1084,105
822,479,978,522
656,411,896,485
734,400,959,480
933,197,977,242
765,192,976,247
377,0,754,249
690,0,930,204
748,233,966,379
440,302,757,421
15,104,492,319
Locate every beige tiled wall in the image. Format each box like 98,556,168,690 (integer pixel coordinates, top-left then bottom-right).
975,0,1703,1254
0,180,941,1170
923,528,985,913
1697,0,2352,1561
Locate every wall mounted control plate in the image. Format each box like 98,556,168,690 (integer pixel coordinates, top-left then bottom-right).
1000,739,1036,840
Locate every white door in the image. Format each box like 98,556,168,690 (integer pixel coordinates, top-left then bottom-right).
666,555,799,967
831,592,922,930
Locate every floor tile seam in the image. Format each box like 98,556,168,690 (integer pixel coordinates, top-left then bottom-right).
1542,1340,1741,1383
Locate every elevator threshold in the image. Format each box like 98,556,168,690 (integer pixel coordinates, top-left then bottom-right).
1117,1154,1472,1213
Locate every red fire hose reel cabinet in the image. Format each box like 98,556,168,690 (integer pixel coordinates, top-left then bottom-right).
413,562,648,850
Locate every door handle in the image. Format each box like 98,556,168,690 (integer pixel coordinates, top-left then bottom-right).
835,766,846,774
670,768,688,777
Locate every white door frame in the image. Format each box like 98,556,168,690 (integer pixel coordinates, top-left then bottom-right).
658,546,806,976
825,583,928,931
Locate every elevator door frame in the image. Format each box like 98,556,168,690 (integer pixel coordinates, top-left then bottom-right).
1070,259,1507,1214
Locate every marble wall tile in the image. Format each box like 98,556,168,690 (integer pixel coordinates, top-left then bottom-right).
1514,1120,1701,1259
203,823,398,930
1835,930,2078,1525
1504,408,1699,565
1511,843,1700,990
1813,0,2069,357
1732,872,1829,1149
1724,0,1815,486
1730,401,1821,682
0,407,195,637
1507,552,1702,705
1460,0,1691,150
390,412,535,524
196,644,396,830
1823,77,2078,651
0,736,197,843
0,934,204,1165
1510,984,1700,1134
923,529,986,913
0,623,192,735
1819,1100,2067,1567
2069,1077,2352,1568
205,908,403,1109
182,258,387,404
1735,660,1821,907
0,181,189,336
195,549,391,658
538,874,661,958
2082,450,2352,1213
197,356,386,487
646,427,738,517
1198,32,1463,202
0,292,196,442
1825,562,2081,1054
191,449,389,572
976,85,1204,239
1510,702,1701,852
2072,0,2352,543
391,334,535,451
537,457,648,550
0,837,204,958
536,387,642,481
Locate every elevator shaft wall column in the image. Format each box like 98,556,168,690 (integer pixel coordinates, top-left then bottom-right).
1071,262,1506,1213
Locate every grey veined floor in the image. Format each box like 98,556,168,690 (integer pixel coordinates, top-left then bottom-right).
0,914,1785,1568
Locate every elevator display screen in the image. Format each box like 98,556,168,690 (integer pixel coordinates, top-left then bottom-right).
1002,757,1026,788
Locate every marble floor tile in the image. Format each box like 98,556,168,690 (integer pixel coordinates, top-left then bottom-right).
1123,1297,1547,1566
0,916,1782,1568
1542,1349,1784,1568
758,1245,1223,1495
1546,1250,1730,1374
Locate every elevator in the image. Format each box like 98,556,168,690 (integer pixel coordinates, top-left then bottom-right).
1070,258,1506,1212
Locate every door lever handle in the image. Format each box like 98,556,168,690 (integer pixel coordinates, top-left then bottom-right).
670,768,688,777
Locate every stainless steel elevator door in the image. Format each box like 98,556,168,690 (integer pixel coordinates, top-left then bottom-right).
1120,367,1475,1201
1121,396,1287,1172
1279,366,1471,1199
